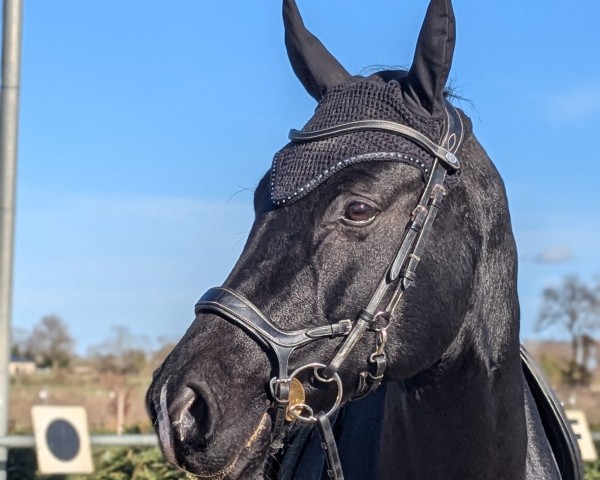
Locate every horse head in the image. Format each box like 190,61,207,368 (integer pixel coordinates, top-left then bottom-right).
147,1,525,478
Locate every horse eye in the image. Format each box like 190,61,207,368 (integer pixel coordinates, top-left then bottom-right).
342,201,378,225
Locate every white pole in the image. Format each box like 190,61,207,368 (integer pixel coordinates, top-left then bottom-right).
0,0,23,478
116,391,125,436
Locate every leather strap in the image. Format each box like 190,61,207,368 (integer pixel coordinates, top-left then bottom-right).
196,287,352,349
316,412,345,480
195,286,352,441
321,159,448,381
290,120,460,172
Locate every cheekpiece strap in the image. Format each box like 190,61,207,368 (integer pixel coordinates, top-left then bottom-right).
322,102,464,393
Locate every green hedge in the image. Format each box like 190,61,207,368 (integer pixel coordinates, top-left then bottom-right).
8,447,187,480
586,459,600,480
9,446,600,479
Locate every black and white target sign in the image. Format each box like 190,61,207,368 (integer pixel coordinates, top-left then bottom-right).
31,406,94,474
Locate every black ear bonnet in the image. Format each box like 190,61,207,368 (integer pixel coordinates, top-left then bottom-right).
270,76,470,206
271,0,469,206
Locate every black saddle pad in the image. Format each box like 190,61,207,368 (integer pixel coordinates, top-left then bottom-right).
520,345,584,480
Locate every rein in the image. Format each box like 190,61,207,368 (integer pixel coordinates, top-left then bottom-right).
195,102,464,479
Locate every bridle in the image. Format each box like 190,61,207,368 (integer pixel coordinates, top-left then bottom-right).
195,102,464,479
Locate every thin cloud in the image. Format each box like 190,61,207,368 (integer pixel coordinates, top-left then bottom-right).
546,85,600,121
532,245,573,264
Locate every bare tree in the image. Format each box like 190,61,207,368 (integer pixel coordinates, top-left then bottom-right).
88,325,147,375
25,315,75,374
536,276,600,385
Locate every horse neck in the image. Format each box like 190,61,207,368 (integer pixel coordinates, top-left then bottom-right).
280,208,529,479
326,337,527,480
395,256,526,478
333,254,527,480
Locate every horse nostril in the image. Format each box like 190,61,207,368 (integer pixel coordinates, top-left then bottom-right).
168,383,217,449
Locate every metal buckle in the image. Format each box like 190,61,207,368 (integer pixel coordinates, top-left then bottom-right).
269,377,291,403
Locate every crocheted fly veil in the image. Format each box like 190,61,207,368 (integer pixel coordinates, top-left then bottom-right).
270,76,451,206
270,0,461,206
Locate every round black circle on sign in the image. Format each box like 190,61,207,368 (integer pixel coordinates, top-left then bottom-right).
45,419,80,461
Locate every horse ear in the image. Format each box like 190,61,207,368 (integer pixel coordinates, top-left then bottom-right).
405,0,456,116
283,0,350,101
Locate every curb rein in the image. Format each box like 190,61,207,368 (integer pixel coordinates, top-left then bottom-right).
195,103,464,480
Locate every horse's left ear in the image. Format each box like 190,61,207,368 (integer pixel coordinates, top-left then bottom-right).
283,0,350,101
405,0,456,116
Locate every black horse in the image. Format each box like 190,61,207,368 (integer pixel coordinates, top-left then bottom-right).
147,1,582,479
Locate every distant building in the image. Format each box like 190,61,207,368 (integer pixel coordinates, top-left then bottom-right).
9,355,36,375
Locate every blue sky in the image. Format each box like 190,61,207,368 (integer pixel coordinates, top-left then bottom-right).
8,1,600,352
